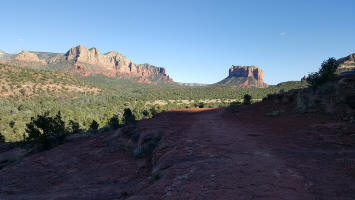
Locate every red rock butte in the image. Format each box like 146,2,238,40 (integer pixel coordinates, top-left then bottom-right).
229,65,265,82
218,65,268,88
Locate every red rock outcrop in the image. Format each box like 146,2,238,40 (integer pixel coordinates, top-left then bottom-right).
229,65,264,82
0,46,173,84
64,45,173,83
218,65,268,88
15,51,46,64
337,53,355,69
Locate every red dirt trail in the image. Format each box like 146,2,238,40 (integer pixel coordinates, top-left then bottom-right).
0,106,354,200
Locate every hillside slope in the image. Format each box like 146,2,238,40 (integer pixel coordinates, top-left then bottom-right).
0,63,99,98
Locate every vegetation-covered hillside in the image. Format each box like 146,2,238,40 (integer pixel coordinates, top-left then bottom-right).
0,64,99,99
0,63,308,142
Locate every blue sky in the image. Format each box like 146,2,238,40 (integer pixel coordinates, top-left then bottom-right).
1,0,355,84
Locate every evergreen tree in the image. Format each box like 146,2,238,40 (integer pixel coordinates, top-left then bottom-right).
89,120,99,131
123,108,136,124
243,94,252,105
69,120,81,134
107,114,119,129
0,133,5,143
307,58,338,88
25,111,67,150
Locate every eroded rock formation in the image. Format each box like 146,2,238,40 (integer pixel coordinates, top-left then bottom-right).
15,51,46,64
338,53,355,69
218,65,268,88
229,65,264,82
63,45,172,83
1,45,173,84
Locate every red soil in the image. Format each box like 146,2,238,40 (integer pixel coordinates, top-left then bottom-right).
0,104,354,200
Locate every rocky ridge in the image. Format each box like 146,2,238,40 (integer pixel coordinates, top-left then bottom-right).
0,45,173,84
63,45,172,83
15,51,47,64
338,53,355,69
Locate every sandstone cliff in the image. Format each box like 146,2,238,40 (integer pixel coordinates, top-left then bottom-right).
15,51,46,64
0,46,173,84
337,53,355,69
63,45,173,83
218,65,268,88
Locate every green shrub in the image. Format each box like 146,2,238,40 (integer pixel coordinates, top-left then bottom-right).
307,58,337,88
228,101,240,113
123,108,136,124
0,133,5,143
89,120,99,131
107,114,119,129
25,111,67,150
69,120,81,134
243,94,252,105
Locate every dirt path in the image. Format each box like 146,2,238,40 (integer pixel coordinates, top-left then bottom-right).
132,108,312,200
0,108,354,200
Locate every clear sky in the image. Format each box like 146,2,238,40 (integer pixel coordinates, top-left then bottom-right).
1,0,354,84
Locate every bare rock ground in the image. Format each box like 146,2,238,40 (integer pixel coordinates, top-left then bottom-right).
0,106,354,200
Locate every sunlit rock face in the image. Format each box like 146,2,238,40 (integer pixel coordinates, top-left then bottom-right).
218,65,268,88
0,45,173,84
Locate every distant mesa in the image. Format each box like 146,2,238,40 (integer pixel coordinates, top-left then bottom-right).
217,65,268,88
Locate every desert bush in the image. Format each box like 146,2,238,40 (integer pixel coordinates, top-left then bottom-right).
228,101,240,113
69,120,81,134
0,133,5,143
123,108,136,124
107,114,119,129
307,58,338,88
89,120,99,131
243,94,252,105
25,111,67,150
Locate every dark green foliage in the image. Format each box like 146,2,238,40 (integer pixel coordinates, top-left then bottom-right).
107,114,120,129
9,121,15,128
228,101,240,113
307,58,338,88
198,102,205,108
142,109,150,117
0,133,5,143
217,76,253,86
89,120,99,131
243,94,252,105
123,108,136,124
69,120,81,134
149,106,160,118
25,111,67,150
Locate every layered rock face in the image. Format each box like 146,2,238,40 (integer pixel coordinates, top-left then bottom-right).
337,53,355,69
64,45,172,83
15,51,46,64
229,65,264,83
0,45,173,84
218,65,268,88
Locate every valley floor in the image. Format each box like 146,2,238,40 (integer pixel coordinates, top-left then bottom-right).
0,104,354,199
